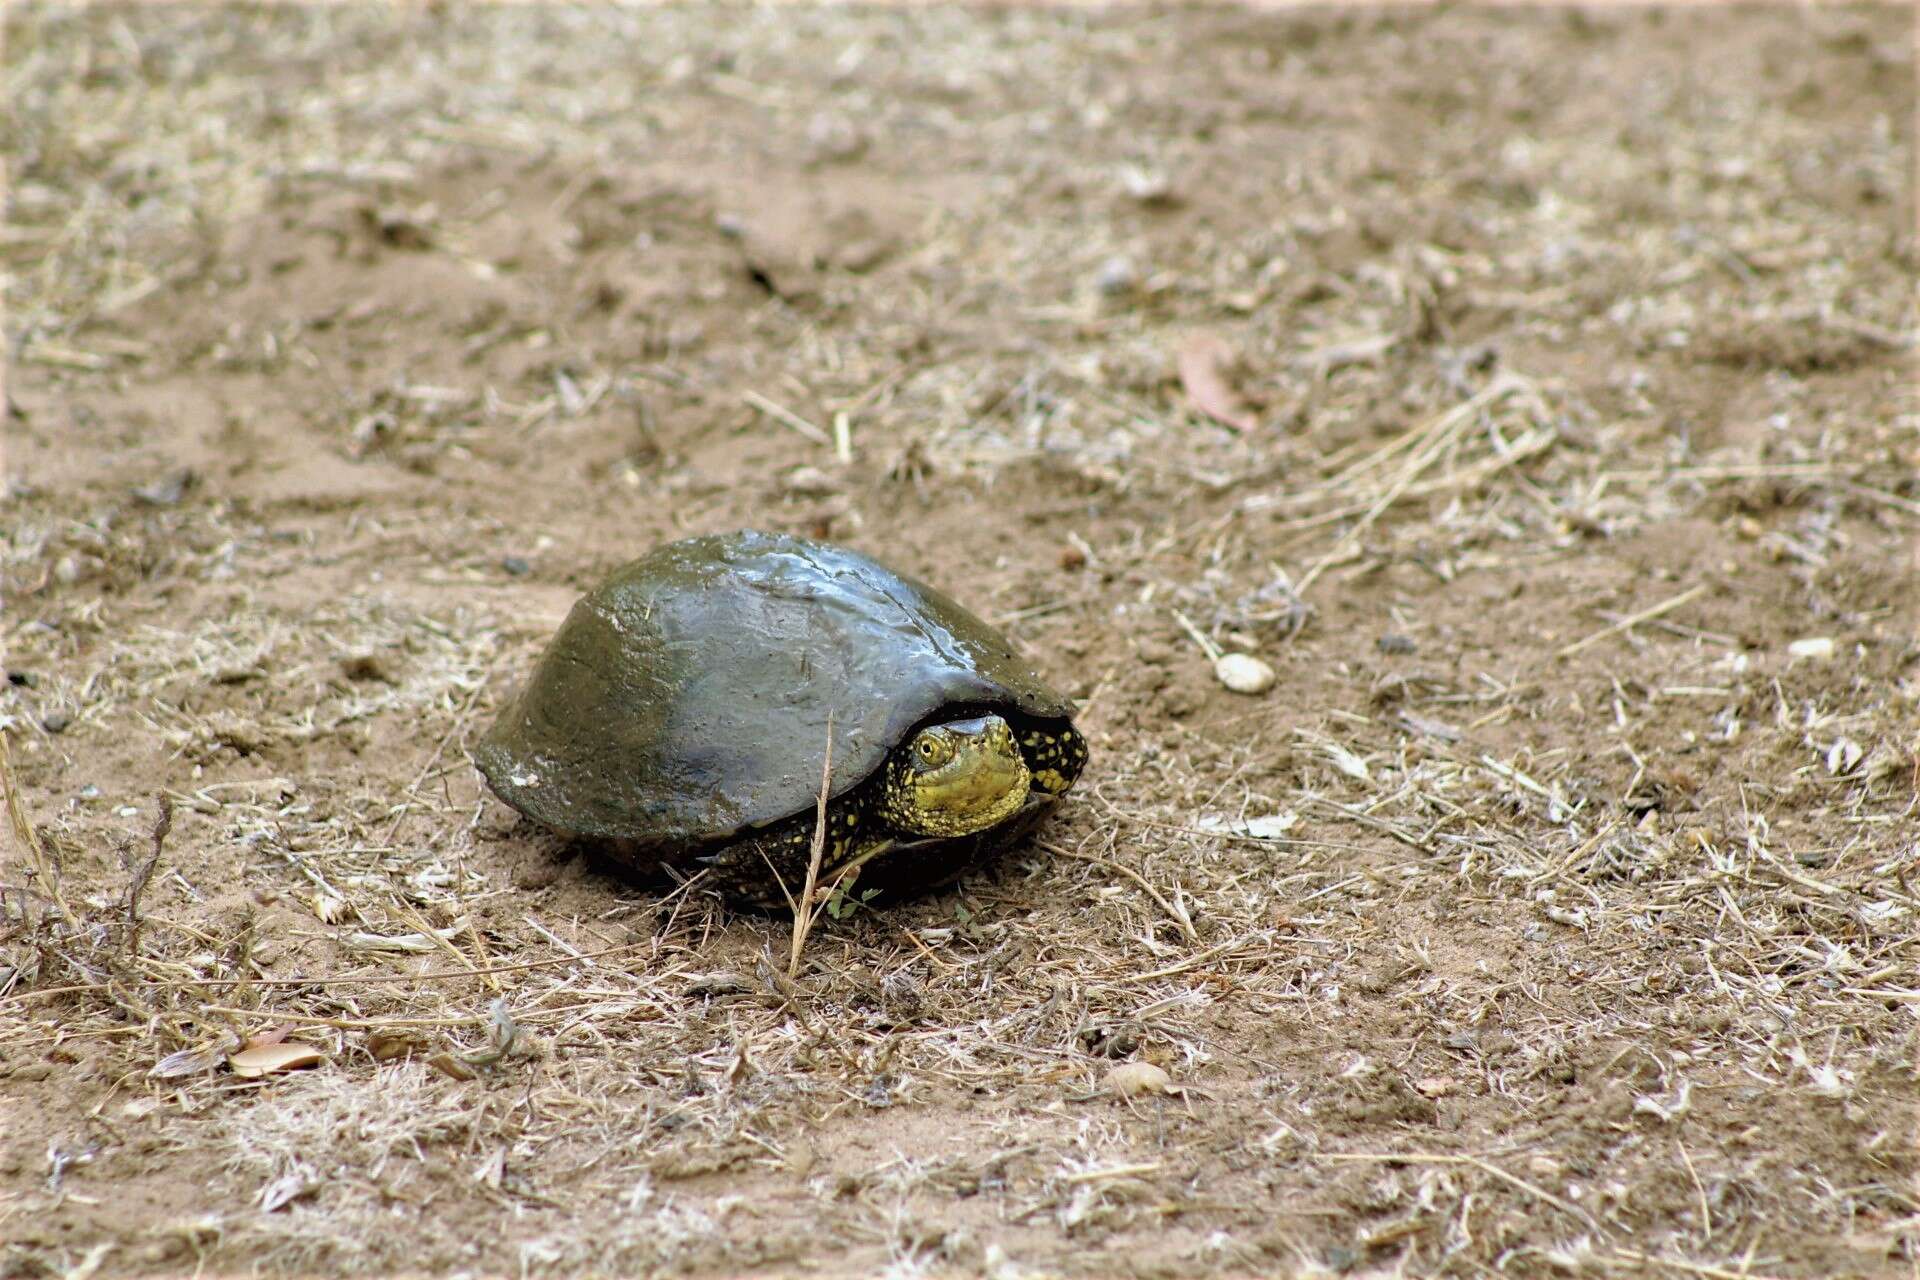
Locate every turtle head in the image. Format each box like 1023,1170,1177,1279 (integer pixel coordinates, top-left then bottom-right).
878,713,1031,838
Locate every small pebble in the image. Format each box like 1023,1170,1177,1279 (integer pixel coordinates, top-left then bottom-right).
40,711,71,734
805,112,867,164
781,466,842,497
1214,652,1276,695
1059,544,1088,571
834,238,891,274
132,469,195,507
1093,255,1138,297
1136,639,1175,667
338,653,392,683
500,556,532,577
1119,166,1176,206
1788,637,1835,661
53,554,100,586
1103,1061,1173,1098
1376,632,1417,655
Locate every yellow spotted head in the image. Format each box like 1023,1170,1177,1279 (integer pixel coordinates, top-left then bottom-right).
878,714,1031,837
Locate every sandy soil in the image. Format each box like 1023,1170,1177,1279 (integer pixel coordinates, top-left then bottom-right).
3,4,1917,1276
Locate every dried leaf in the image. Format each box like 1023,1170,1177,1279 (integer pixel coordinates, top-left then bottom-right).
150,1042,232,1080
1177,334,1258,433
258,1171,313,1213
228,1041,325,1078
1319,740,1373,782
451,997,520,1069
1196,812,1298,840
366,1029,425,1062
345,924,465,953
1396,712,1463,743
240,1024,295,1052
683,972,753,998
1788,636,1836,661
427,1052,477,1082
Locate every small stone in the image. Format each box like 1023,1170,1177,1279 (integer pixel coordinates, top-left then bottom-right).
338,653,392,683
805,112,867,164
1214,652,1276,695
1093,255,1138,297
1376,632,1417,655
500,556,532,577
1119,166,1177,206
1788,637,1836,661
132,469,195,506
52,554,101,586
1103,1062,1173,1098
834,238,892,274
1059,544,1088,571
40,711,71,734
781,466,842,497
1136,639,1176,666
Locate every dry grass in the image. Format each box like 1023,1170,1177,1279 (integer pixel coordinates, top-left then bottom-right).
3,3,1918,1277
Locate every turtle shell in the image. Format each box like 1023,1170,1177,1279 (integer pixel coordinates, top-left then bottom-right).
472,530,1076,848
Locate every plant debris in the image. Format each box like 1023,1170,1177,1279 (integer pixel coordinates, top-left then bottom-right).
1176,333,1259,433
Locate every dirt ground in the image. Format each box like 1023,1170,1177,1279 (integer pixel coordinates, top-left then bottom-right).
4,3,1917,1276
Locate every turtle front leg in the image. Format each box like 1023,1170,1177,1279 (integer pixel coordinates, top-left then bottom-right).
1019,723,1089,796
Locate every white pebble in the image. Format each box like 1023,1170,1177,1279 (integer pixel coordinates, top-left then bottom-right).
1103,1062,1173,1098
1788,637,1836,661
1214,652,1276,695
1093,255,1138,297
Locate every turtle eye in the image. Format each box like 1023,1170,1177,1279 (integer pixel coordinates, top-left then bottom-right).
913,733,951,767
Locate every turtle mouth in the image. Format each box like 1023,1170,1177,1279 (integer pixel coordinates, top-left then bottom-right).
884,714,1032,837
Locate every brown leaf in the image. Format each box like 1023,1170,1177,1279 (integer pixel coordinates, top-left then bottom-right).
228,1041,325,1078
427,1052,477,1082
726,1043,752,1090
240,1024,295,1052
1177,334,1258,433
366,1029,425,1063
259,1172,314,1213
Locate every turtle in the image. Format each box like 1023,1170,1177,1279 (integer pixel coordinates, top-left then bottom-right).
472,529,1088,907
